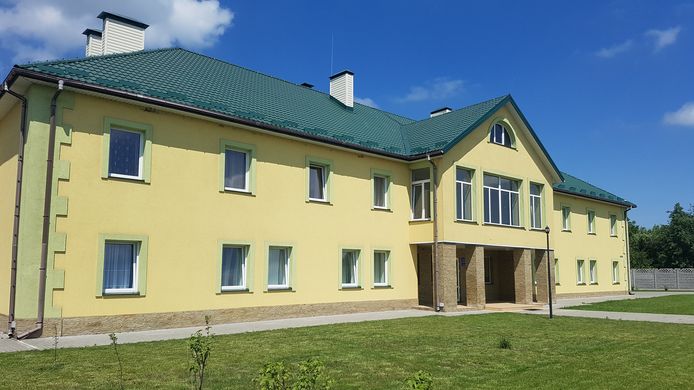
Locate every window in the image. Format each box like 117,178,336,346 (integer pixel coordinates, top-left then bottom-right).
610,214,618,237
108,128,144,179
341,249,360,288
562,206,571,231
530,183,543,229
490,123,513,147
612,261,620,284
224,148,250,192
576,259,585,284
103,241,139,294
456,168,473,221
309,164,327,201
589,260,598,284
268,247,290,289
373,174,389,209
411,168,431,220
483,174,520,226
373,251,389,287
221,246,247,291
484,256,493,284
554,258,560,285
587,210,596,234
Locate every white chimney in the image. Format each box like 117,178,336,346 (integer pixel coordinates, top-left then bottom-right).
329,70,354,108
97,11,149,55
430,107,452,118
82,29,103,57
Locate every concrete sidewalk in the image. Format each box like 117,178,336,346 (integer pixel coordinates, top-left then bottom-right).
0,309,489,353
524,307,694,324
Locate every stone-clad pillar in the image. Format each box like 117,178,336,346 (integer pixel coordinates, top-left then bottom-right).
461,245,485,308
435,243,458,311
535,249,557,303
513,249,533,304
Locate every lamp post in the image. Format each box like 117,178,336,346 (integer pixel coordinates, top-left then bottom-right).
544,226,553,319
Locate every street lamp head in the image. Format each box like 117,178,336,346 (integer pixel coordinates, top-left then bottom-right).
544,226,550,234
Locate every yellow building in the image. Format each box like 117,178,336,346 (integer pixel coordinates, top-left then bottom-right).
0,17,634,338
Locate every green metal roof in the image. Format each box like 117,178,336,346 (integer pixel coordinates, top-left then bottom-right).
554,172,635,208
12,48,633,206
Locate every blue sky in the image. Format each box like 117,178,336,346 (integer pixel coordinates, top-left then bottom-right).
1,0,692,227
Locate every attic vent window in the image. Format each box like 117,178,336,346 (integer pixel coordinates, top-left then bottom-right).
490,123,513,148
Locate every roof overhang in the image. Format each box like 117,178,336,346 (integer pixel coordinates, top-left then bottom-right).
553,188,636,209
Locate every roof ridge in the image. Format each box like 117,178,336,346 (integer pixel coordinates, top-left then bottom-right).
16,47,180,68
404,94,510,127
560,171,620,195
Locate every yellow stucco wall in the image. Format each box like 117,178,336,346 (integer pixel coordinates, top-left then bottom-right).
552,193,629,295
0,103,20,316
53,94,419,318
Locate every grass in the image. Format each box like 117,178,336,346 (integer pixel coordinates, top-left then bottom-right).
1,313,694,389
565,294,694,315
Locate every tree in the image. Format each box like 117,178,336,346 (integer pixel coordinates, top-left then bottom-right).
629,203,694,268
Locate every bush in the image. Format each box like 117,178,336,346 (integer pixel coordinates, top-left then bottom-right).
255,362,290,390
188,316,214,390
255,359,334,390
498,337,512,350
404,370,433,389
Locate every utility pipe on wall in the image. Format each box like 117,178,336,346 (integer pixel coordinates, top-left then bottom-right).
18,80,63,340
427,155,441,311
3,83,28,338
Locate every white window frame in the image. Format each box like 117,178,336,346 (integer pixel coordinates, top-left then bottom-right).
483,174,520,227
103,241,139,295
341,249,360,288
373,174,389,209
411,169,430,221
455,168,473,221
610,214,617,237
589,259,598,284
587,210,596,234
490,123,513,147
108,127,144,180
308,163,328,202
530,183,543,229
267,247,290,290
576,259,585,284
373,250,389,287
612,261,620,284
562,206,571,231
224,147,251,193
221,245,247,291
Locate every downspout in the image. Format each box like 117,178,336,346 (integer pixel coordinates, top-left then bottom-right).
624,207,634,295
427,154,440,311
3,83,28,338
17,80,63,339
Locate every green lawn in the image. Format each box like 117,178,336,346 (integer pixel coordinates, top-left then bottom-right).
1,313,694,389
565,294,694,315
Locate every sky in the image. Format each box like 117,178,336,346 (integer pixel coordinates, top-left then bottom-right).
0,0,692,227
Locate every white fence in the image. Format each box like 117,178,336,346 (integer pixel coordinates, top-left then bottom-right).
631,268,694,290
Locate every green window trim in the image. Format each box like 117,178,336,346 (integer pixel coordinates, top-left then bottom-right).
218,139,257,194
372,249,393,288
487,117,518,149
101,117,153,183
338,247,363,290
96,234,149,297
217,241,254,294
305,156,333,203
370,168,392,210
264,244,296,292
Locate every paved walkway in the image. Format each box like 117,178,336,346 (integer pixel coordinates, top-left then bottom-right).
523,308,694,324
0,309,488,353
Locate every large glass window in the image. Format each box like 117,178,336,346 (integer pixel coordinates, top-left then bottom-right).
373,175,389,209
373,251,389,286
589,260,598,284
309,164,327,201
411,168,431,220
576,259,585,284
341,249,360,288
490,123,513,147
103,241,138,294
562,206,571,231
268,247,290,289
530,183,543,229
456,168,473,221
109,128,143,179
221,246,247,291
224,148,250,191
483,174,520,226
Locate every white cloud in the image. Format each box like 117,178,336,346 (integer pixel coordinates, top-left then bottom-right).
664,102,694,126
354,97,378,108
595,40,633,58
645,26,681,52
0,0,233,63
397,78,464,103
